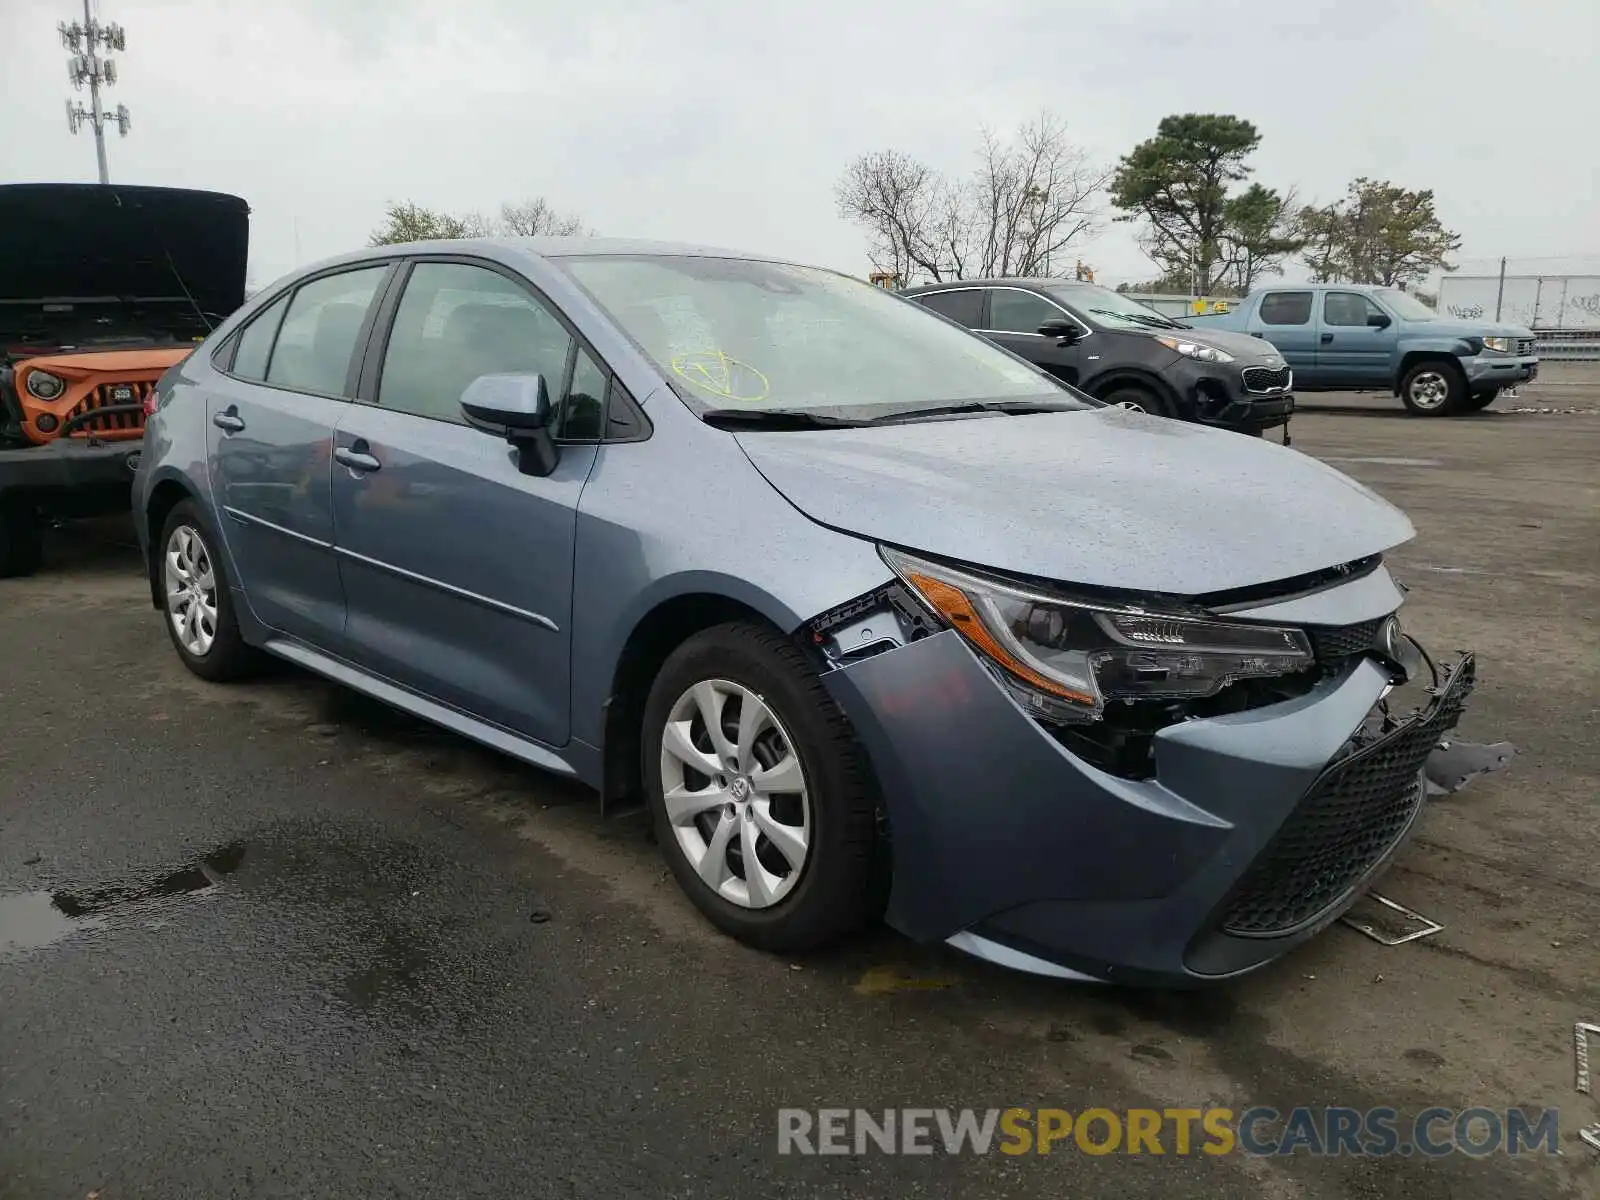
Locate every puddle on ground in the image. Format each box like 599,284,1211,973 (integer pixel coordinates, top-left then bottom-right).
1321,455,1443,467
1,841,247,955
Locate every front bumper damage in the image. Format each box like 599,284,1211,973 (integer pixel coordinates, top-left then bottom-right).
820,615,1475,986
1164,356,1294,434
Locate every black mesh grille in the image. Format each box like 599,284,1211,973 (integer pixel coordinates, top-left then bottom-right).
1218,656,1474,937
1307,618,1382,663
1242,365,1292,392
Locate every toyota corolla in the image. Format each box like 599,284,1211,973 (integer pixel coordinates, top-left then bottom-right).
133,239,1472,985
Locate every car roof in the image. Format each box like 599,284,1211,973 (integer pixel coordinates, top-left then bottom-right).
902,278,1085,294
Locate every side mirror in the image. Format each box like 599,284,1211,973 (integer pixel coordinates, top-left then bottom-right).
460,373,559,476
1366,312,1392,329
1037,318,1080,344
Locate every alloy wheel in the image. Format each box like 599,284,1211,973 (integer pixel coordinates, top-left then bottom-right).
1407,370,1451,410
1116,400,1147,413
164,524,219,657
658,678,811,909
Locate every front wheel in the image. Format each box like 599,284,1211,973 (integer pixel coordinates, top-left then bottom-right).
1400,361,1467,416
0,495,44,578
642,622,880,953
1099,385,1173,419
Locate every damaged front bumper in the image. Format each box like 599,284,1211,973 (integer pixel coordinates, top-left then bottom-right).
822,625,1474,986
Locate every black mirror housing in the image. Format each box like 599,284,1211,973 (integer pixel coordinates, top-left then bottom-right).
1367,313,1392,329
1037,318,1079,343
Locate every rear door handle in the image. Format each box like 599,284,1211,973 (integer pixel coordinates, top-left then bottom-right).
334,446,381,473
212,410,246,433
1320,333,1334,344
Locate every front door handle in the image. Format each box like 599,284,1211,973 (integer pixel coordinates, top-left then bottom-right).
1320,333,1334,344
334,446,382,473
212,409,246,433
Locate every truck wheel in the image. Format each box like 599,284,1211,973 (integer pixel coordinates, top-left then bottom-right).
1100,385,1173,419
642,621,880,953
1463,388,1499,412
0,495,44,578
1400,361,1466,416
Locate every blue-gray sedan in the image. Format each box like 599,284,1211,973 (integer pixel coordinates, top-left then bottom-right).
133,239,1473,985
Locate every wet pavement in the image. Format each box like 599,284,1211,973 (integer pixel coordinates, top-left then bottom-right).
2,383,1598,1198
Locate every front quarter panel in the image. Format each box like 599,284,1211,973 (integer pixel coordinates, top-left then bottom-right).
568,389,895,747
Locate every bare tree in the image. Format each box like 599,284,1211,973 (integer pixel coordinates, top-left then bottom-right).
836,112,1107,285
499,197,589,237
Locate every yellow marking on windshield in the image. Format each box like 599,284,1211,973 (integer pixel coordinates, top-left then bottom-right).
670,351,770,402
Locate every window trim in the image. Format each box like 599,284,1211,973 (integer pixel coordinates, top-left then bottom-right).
1256,289,1316,328
1320,289,1384,329
975,285,1093,340
213,259,398,401
359,253,636,443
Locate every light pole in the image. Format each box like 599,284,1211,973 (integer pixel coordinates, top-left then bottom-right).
61,2,130,184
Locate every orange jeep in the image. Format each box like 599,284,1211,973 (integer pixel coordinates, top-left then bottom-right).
1,183,248,576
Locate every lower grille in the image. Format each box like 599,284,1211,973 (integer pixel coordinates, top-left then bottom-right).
69,380,151,437
1307,618,1382,663
1242,365,1292,393
1218,656,1474,937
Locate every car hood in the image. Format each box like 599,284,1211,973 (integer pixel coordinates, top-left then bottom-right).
734,407,1414,596
1411,318,1535,340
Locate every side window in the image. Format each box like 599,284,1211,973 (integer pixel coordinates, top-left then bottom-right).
265,267,387,396
915,290,983,328
1258,291,1313,326
1323,291,1381,327
561,349,607,441
987,289,1061,335
377,262,573,424
229,293,289,381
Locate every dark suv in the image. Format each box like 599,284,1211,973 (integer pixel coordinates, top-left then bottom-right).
903,279,1294,436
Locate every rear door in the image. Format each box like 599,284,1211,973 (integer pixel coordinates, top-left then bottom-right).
328,258,600,747
207,263,392,647
1247,290,1318,378
1316,291,1397,386
979,287,1088,386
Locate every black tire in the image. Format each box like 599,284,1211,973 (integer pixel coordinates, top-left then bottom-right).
1399,360,1467,416
1463,388,1498,412
0,495,44,578
157,500,262,681
641,621,879,953
1099,384,1174,419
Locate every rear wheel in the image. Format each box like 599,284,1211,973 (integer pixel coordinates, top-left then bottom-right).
1099,384,1173,419
1463,388,1499,412
642,622,879,953
1400,360,1466,416
158,500,261,681
0,495,44,578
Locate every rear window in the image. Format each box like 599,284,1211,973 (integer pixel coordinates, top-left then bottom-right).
1259,292,1312,326
913,289,984,328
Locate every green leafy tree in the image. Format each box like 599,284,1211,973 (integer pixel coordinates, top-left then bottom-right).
1298,178,1461,286
369,197,590,246
1109,114,1264,295
1218,184,1305,294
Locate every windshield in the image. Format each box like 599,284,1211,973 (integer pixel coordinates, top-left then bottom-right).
557,255,1089,418
1373,289,1437,320
1046,283,1185,330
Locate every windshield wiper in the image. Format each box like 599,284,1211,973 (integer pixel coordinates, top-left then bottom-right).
700,407,867,430
1089,307,1185,330
860,399,1084,425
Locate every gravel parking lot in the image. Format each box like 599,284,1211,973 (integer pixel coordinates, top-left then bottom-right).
3,369,1597,1199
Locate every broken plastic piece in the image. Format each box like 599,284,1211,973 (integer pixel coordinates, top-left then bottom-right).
1339,893,1443,945
1581,1124,1600,1154
1424,739,1515,796
1576,1022,1599,1095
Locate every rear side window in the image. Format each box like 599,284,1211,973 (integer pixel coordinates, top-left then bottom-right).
1258,291,1312,326
265,266,387,396
915,289,983,328
229,293,289,381
987,289,1059,334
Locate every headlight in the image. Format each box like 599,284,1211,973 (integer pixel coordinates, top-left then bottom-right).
1480,336,1512,354
1154,336,1234,364
882,548,1313,723
24,370,66,400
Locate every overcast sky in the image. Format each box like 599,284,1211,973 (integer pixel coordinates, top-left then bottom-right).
4,0,1594,289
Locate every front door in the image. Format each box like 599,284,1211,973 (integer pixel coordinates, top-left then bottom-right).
329,260,599,747
1246,290,1318,379
207,264,390,647
1316,291,1397,387
981,288,1088,386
